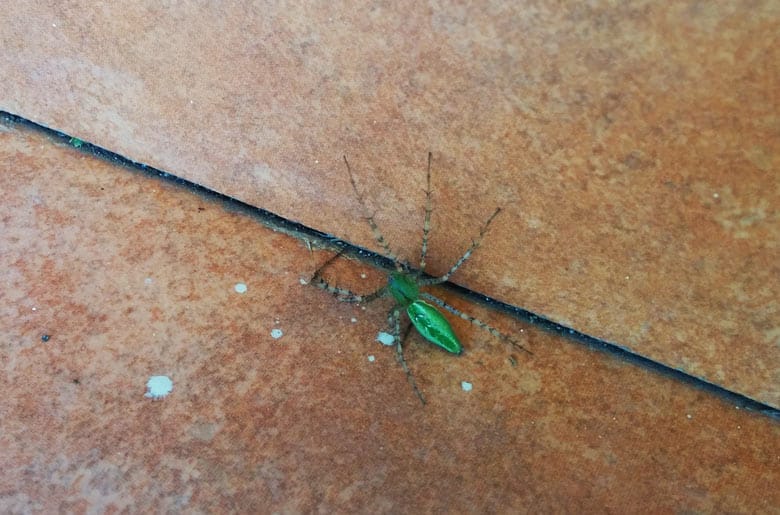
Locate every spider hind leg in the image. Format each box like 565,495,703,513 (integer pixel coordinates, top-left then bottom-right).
388,306,426,404
420,292,532,355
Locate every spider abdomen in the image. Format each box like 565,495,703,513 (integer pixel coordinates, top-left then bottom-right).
407,300,463,355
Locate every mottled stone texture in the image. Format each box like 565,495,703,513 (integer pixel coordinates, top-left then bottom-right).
1,1,777,408
1,0,779,511
1,116,778,514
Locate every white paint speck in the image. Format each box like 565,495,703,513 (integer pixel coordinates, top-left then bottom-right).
271,328,283,339
376,332,395,346
299,278,308,285
367,355,375,362
360,273,367,279
144,277,153,285
145,375,173,400
461,381,473,392
350,317,358,323
234,283,247,294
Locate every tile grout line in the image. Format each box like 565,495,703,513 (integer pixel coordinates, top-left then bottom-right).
3,110,777,420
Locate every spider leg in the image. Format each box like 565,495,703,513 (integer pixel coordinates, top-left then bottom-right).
420,293,532,355
420,207,501,286
311,251,387,303
388,306,426,404
418,152,434,276
315,279,387,303
310,248,345,280
343,156,402,270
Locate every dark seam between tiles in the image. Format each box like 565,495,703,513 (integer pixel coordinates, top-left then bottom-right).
2,110,777,420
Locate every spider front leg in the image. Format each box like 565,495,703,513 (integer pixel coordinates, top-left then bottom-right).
420,293,532,355
420,207,502,286
310,252,386,303
388,306,426,404
343,155,402,270
418,151,434,275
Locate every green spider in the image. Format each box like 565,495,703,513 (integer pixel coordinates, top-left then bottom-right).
312,153,530,403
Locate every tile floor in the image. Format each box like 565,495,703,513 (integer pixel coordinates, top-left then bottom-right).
1,2,778,512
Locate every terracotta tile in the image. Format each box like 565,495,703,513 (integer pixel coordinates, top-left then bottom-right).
1,117,778,513
1,2,777,407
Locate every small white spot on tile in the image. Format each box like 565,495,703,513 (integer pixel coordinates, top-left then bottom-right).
32,307,37,311
367,355,375,362
713,192,719,199
144,277,153,285
234,283,247,294
527,217,543,229
360,273,367,279
145,375,173,400
271,328,283,339
299,278,308,285
461,381,473,392
686,414,692,419
350,317,358,323
376,332,394,346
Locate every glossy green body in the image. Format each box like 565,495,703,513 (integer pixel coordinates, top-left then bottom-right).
407,301,462,354
388,272,463,354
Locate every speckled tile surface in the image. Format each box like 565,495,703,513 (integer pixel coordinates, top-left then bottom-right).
1,113,778,512
3,0,780,510
2,1,777,407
